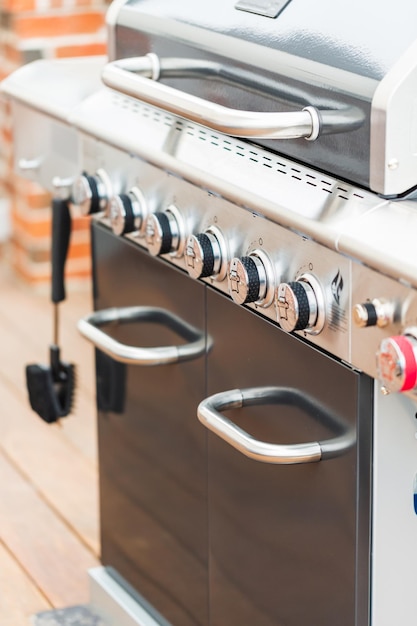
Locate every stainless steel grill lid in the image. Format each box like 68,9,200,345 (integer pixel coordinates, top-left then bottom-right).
105,0,417,196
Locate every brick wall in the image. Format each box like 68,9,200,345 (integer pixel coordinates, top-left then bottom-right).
0,0,108,288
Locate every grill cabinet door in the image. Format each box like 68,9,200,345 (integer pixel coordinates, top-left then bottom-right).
205,287,372,626
92,223,208,626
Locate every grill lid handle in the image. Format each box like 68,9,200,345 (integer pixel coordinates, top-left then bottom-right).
77,306,207,365
197,386,356,464
101,54,364,141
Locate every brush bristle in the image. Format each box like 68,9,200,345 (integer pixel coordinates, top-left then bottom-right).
26,362,76,423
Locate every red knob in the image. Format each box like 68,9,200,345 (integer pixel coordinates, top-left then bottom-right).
376,335,417,393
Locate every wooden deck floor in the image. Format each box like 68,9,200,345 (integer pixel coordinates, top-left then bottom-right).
0,256,99,623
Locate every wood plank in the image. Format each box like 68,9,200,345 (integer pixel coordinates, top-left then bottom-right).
0,541,52,624
0,265,96,400
0,277,97,465
0,450,99,608
0,378,99,555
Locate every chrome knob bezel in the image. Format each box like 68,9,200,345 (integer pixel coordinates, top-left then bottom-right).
185,225,228,281
71,168,112,216
276,272,325,335
110,187,148,236
228,249,275,307
145,204,186,257
353,298,395,329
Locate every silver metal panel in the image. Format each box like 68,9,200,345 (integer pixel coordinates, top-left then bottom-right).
1,57,105,191
1,57,105,122
351,263,417,385
89,567,168,626
337,199,417,289
105,0,129,60
10,102,79,192
371,387,417,625
70,90,382,251
370,39,417,195
113,0,417,81
112,10,376,98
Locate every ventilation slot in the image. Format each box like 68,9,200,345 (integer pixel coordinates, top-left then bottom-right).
111,94,366,205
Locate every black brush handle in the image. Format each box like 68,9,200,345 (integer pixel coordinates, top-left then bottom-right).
51,197,72,304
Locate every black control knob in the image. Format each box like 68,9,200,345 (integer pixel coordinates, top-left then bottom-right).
353,298,394,329
228,255,268,305
71,170,111,216
277,280,318,332
145,206,184,257
109,188,147,236
185,232,221,279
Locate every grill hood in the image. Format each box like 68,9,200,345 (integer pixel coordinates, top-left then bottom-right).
105,0,417,197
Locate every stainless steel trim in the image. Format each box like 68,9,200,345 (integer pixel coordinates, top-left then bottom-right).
110,186,147,236
166,204,186,258
77,306,206,365
102,55,363,140
146,52,161,81
113,11,378,99
197,387,355,464
370,38,417,195
105,0,130,61
52,176,74,200
251,249,276,307
298,272,326,335
205,225,228,282
96,168,114,215
1,56,106,122
303,105,320,141
371,388,417,625
89,566,165,626
18,157,41,171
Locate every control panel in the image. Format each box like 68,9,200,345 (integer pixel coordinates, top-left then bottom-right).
77,137,417,398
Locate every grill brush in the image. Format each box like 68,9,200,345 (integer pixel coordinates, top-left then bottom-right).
26,196,76,423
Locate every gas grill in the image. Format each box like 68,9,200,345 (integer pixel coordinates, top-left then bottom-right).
2,1,417,625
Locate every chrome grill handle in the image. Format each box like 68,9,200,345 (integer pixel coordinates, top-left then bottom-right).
102,55,363,141
77,306,207,365
197,386,356,464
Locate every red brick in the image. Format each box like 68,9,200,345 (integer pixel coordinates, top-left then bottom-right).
2,0,37,12
15,12,105,39
55,42,106,58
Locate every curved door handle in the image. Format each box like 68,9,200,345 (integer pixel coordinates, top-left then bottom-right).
197,386,356,464
102,55,364,141
78,306,206,365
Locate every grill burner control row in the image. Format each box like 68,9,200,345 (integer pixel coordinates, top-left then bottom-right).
71,170,417,396
72,172,326,334
143,196,325,335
